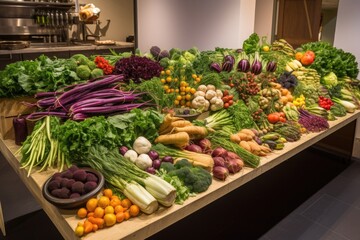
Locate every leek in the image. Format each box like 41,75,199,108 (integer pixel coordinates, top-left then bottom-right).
332,97,357,113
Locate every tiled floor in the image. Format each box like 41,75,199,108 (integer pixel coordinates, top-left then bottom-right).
1,147,359,240
260,159,360,240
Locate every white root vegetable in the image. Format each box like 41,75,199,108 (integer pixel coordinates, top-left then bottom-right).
135,153,153,170
124,149,138,163
133,136,152,154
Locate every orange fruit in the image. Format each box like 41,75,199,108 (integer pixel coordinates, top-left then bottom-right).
77,207,87,219
129,205,140,217
93,206,105,218
98,196,110,209
104,213,117,227
114,205,125,214
104,205,115,215
110,197,121,208
295,51,303,61
103,189,113,199
116,212,125,223
121,198,132,209
124,210,131,220
86,198,98,212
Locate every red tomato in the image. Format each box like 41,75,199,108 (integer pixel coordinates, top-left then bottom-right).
224,102,230,109
305,50,315,59
301,53,314,66
228,99,234,105
222,96,229,103
223,90,229,96
267,113,280,124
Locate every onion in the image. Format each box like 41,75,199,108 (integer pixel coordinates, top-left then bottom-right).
211,147,228,158
119,146,129,156
146,166,156,174
212,166,229,181
198,138,212,152
213,157,226,167
152,159,162,169
162,156,174,164
185,144,203,153
225,159,241,173
147,150,159,161
226,151,241,160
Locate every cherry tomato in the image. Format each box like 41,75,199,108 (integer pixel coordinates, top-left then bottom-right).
228,99,234,106
224,102,230,109
222,96,229,103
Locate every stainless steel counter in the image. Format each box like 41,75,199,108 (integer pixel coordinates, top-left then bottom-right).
0,41,134,55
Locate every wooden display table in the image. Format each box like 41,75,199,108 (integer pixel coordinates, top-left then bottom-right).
1,111,360,240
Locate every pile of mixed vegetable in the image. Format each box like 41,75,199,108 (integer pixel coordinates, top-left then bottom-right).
2,32,360,236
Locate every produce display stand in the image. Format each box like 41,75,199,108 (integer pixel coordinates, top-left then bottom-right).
0,111,360,239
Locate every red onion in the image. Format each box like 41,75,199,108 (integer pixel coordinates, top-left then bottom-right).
185,144,203,153
152,159,162,169
211,147,228,158
119,146,129,156
225,159,241,173
162,156,174,163
147,150,159,160
213,157,226,167
212,166,229,181
146,167,156,174
198,138,212,152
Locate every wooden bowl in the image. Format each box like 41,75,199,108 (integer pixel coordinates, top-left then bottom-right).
42,167,104,209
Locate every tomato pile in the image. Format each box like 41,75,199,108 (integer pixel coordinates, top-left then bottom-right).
318,96,334,110
94,56,114,75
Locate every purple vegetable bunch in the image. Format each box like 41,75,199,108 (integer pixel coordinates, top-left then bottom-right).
114,55,163,83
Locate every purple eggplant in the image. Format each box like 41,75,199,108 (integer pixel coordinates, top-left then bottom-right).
251,52,262,75
13,116,28,146
210,62,222,73
237,59,250,72
266,61,277,72
222,61,233,72
224,55,235,65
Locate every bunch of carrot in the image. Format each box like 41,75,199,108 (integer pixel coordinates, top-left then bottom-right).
155,113,208,148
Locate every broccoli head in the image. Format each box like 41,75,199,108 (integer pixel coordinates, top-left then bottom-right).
168,159,212,193
90,68,104,79
159,162,176,173
76,65,91,80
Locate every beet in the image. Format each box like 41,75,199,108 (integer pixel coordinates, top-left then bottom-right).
51,172,62,181
47,180,61,192
86,173,98,183
69,192,81,199
68,165,79,173
51,188,62,198
84,181,98,193
60,178,69,188
71,181,85,194
66,179,76,189
58,187,71,199
60,170,73,179
73,169,87,182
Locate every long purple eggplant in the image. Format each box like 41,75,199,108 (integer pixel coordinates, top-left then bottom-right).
210,62,222,73
251,52,262,75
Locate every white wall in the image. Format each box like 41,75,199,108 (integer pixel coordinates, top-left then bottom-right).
137,0,256,52
254,0,274,42
333,0,360,79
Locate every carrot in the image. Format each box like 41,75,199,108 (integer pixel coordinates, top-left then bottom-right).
173,126,208,139
158,114,174,134
247,141,261,154
155,132,190,148
239,129,255,138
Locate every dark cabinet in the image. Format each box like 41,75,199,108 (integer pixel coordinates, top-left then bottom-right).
22,51,70,60
0,53,22,70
